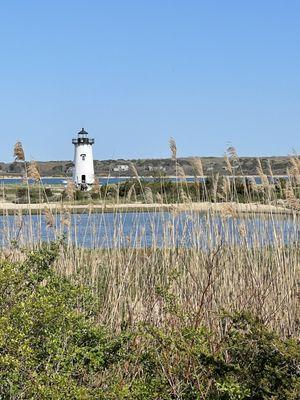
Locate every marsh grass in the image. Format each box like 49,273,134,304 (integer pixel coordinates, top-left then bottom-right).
46,216,297,337
0,140,299,338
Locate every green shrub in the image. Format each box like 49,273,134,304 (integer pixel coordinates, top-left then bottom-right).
0,243,130,399
112,313,299,400
44,187,53,198
14,186,52,204
0,243,299,399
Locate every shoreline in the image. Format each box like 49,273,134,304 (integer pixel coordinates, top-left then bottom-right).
0,201,296,216
0,174,290,180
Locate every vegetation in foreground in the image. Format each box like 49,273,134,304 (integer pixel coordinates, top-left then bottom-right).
0,243,299,399
0,140,299,399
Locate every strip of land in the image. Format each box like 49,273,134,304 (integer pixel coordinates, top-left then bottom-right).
0,201,296,215
2,155,293,176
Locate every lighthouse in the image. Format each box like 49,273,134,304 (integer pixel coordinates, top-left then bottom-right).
72,128,95,190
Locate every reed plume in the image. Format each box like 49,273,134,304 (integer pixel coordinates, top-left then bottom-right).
220,176,231,201
129,161,144,198
16,209,23,230
144,187,154,204
179,187,190,203
221,202,238,218
14,141,25,161
267,160,274,177
129,162,139,180
227,145,239,163
288,155,300,184
176,163,186,179
169,137,177,160
285,183,300,210
212,172,220,202
109,184,119,201
126,183,136,202
92,179,101,195
248,176,259,193
189,157,204,177
256,158,269,188
155,192,163,204
66,180,75,201
224,153,233,174
44,206,55,228
60,207,71,227
27,161,41,182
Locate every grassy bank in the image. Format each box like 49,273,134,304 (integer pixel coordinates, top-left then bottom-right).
0,175,294,205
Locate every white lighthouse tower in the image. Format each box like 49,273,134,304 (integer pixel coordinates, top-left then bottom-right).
72,128,95,190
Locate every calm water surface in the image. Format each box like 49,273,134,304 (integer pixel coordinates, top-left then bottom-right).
0,211,299,249
0,176,288,186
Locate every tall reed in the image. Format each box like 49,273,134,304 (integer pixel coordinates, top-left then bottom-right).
0,143,299,338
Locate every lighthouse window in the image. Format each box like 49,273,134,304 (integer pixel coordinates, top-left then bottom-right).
80,154,86,161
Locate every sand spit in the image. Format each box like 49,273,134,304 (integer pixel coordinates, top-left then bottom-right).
0,201,296,215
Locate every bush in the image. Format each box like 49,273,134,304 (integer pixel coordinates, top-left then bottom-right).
0,243,299,399
74,189,89,201
108,313,299,399
0,243,130,399
44,187,53,198
14,186,53,204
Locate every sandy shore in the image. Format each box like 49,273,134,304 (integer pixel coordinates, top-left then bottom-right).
0,201,296,215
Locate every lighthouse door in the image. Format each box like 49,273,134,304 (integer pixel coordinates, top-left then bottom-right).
81,175,86,183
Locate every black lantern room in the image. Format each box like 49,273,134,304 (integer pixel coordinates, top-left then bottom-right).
72,128,95,145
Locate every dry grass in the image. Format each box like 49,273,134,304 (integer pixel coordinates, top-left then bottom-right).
1,201,298,337
0,141,299,337
52,227,298,337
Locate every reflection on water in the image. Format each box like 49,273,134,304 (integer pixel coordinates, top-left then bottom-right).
0,211,299,249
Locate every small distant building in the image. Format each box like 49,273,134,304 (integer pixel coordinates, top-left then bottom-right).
72,128,95,190
146,165,166,172
113,164,129,173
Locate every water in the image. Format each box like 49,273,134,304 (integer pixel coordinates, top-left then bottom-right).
0,211,298,249
0,177,131,185
0,176,288,186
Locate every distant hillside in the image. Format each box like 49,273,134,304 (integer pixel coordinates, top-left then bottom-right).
0,156,293,177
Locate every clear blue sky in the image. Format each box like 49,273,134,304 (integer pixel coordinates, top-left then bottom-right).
0,1,299,161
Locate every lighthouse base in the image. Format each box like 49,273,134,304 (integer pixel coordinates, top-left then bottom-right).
75,182,93,191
